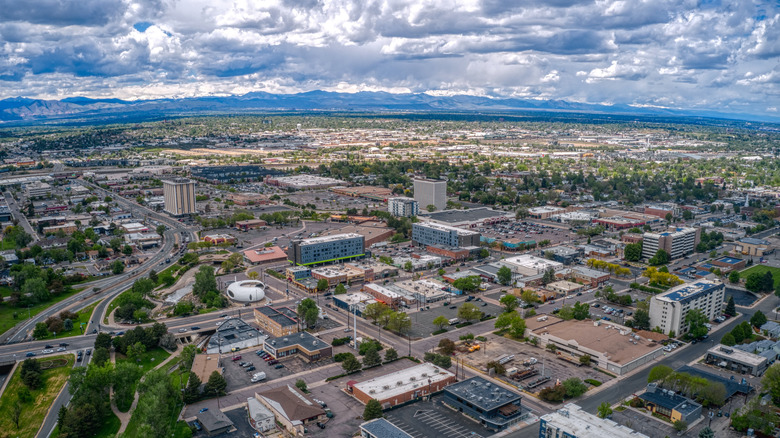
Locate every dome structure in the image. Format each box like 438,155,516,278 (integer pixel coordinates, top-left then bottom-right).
225,280,266,303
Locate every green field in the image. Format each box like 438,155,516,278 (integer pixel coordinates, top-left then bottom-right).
0,287,84,337
36,301,101,340
0,354,75,438
738,265,780,288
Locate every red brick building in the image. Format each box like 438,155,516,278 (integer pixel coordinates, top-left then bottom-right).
347,363,456,407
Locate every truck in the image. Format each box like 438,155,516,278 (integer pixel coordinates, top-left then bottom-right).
251,372,266,383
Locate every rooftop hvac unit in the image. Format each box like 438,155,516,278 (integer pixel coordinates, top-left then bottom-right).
382,385,390,390
397,381,403,386
421,373,428,377
410,376,416,381
369,390,376,394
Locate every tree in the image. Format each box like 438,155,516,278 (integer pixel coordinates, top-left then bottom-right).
63,318,74,332
387,312,411,335
721,332,736,346
363,399,383,421
458,303,482,323
486,361,506,375
433,315,449,330
204,371,227,397
122,244,133,256
453,275,479,292
685,308,709,339
479,248,490,259
647,365,674,383
316,278,329,292
363,345,381,368
725,295,736,317
342,353,362,373
572,302,590,320
438,338,456,355
541,268,556,285
699,426,714,438
751,310,768,329
94,332,113,350
23,277,50,303
729,270,740,284
499,294,518,313
183,372,202,404
111,259,125,274
295,379,308,393
682,209,694,220
494,311,518,330
624,242,643,262
193,265,217,297
673,420,688,432
297,298,319,329
93,347,110,366
509,315,527,339
426,204,437,212
21,358,42,389
33,322,48,339
159,332,177,350
597,401,613,419
631,309,651,330
521,289,540,305
384,348,398,362
497,265,513,286
126,341,147,361
648,249,670,266
156,225,166,236
363,302,390,325
334,283,347,295
562,377,588,398
665,212,673,222
579,354,591,366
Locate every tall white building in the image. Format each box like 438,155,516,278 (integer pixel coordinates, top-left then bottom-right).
413,178,446,212
642,227,700,260
649,280,725,336
162,178,196,216
387,197,418,217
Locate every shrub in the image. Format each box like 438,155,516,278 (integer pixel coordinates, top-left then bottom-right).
584,379,602,387
539,385,567,402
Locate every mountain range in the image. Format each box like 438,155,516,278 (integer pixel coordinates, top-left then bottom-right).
0,91,777,125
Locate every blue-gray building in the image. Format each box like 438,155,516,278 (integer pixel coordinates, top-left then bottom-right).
360,418,413,438
287,233,365,266
441,377,527,431
412,222,480,248
638,383,702,424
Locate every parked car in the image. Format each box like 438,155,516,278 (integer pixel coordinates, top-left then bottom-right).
26,352,36,357
86,349,91,355
58,342,69,347
44,345,53,349
232,355,242,361
274,364,285,369
268,360,278,365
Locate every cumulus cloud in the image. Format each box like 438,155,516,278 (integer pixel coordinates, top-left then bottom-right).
0,0,776,118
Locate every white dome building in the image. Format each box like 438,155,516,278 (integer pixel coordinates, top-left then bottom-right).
225,280,266,303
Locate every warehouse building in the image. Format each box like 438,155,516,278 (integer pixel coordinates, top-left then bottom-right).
705,345,769,376
539,404,649,438
648,280,725,337
412,222,481,248
332,292,376,316
441,377,528,431
287,233,365,266
347,363,456,408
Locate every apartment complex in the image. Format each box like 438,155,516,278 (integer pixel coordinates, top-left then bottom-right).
412,222,481,248
387,197,419,217
649,280,725,336
162,178,196,215
413,178,446,211
287,233,365,266
642,227,700,260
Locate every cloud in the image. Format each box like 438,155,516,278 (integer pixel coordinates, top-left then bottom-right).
0,0,776,118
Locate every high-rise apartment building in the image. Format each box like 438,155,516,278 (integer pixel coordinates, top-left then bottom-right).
387,197,419,217
649,280,725,336
413,178,446,212
162,178,196,216
287,233,365,266
642,227,700,260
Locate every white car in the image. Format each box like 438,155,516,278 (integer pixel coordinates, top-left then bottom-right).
41,349,53,354
57,347,66,352
178,328,188,333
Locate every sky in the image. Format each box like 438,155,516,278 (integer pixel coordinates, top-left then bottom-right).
0,0,779,118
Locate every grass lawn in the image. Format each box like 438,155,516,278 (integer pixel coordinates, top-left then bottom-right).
0,285,13,298
739,265,780,288
115,347,171,412
0,354,75,438
36,300,101,340
0,287,84,337
103,289,130,324
50,411,121,438
0,238,17,250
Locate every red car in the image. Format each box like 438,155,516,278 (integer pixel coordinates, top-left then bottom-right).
232,355,242,361
268,359,278,365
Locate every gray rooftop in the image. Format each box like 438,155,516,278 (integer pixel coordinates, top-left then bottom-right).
208,317,266,351
422,207,508,223
360,418,413,438
265,331,330,352
444,376,522,411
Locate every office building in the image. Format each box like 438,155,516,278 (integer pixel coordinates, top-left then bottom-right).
162,178,196,215
413,178,446,212
263,331,332,362
412,222,480,248
347,363,456,407
287,233,365,266
539,403,649,438
705,345,768,376
648,280,725,336
441,377,527,431
639,383,702,424
25,181,52,198
255,385,326,436
388,197,419,217
254,306,299,337
642,227,700,260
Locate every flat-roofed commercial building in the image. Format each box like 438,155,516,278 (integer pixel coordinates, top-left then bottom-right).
539,403,649,438
570,266,611,287
735,237,772,257
263,331,332,362
503,254,563,276
235,219,267,231
528,206,565,219
526,316,666,376
255,385,326,436
363,282,407,308
287,233,365,266
649,280,725,336
360,418,413,438
412,222,480,248
644,203,678,219
254,306,299,337
705,345,769,376
423,207,512,228
413,178,446,212
441,377,528,431
162,178,196,215
388,197,419,217
642,227,700,260
243,246,288,265
347,363,456,408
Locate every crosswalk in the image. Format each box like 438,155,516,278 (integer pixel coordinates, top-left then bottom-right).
385,409,485,438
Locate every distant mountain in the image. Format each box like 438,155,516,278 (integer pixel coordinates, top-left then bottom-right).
0,91,777,125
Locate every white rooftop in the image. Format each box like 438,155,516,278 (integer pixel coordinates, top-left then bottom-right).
417,221,480,236
353,363,454,401
541,404,649,438
707,345,767,367
299,233,363,245
504,254,563,271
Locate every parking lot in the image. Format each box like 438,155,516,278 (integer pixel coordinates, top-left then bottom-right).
408,297,503,338
385,397,489,438
283,189,384,213
221,346,335,392
458,333,613,393
479,220,576,247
